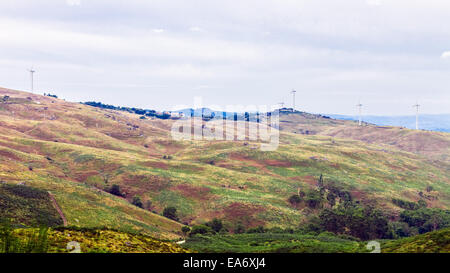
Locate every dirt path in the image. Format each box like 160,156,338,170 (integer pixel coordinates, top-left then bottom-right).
48,191,68,227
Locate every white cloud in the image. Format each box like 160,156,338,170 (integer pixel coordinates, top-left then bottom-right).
1,1,450,114
441,51,450,59
366,0,382,6
66,0,81,6
189,26,203,32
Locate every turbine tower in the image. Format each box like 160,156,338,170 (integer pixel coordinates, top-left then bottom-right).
413,102,420,130
291,90,296,112
28,67,36,92
356,101,363,126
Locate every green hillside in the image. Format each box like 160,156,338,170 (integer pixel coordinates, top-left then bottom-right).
0,184,63,227
0,87,449,252
382,228,450,253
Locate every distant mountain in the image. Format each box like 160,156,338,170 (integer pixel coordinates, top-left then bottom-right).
325,114,450,133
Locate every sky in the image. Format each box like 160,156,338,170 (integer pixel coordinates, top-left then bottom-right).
0,0,450,115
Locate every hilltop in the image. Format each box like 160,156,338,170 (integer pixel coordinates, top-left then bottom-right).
278,110,450,163
327,114,450,133
0,86,449,240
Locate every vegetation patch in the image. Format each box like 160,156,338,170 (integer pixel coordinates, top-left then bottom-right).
0,184,63,227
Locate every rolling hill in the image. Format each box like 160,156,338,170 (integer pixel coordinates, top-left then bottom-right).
278,110,450,163
0,86,449,241
327,114,450,133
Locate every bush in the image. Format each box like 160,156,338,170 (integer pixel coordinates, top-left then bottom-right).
417,199,427,208
246,226,266,234
190,225,213,236
163,207,179,221
131,196,143,208
205,218,223,233
305,190,322,209
181,226,191,236
288,195,302,205
389,221,417,238
108,184,124,197
318,204,390,240
400,208,450,234
392,198,421,210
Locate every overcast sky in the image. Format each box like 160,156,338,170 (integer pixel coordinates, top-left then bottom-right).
0,0,450,115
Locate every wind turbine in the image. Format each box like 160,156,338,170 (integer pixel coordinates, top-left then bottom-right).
28,67,36,92
291,90,297,112
356,101,363,126
413,102,420,130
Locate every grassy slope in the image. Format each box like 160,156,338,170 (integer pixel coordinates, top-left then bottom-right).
183,228,450,253
382,228,450,253
0,90,183,239
0,87,449,234
184,232,367,253
10,227,189,253
0,184,63,227
278,111,450,163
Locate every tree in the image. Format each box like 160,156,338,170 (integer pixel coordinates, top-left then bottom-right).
305,190,322,209
327,192,337,207
190,225,213,236
108,184,124,197
206,218,223,233
163,207,179,221
317,174,324,189
400,208,450,234
318,204,390,240
389,221,416,238
132,196,143,208
181,226,191,236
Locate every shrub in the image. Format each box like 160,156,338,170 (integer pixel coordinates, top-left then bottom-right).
318,204,390,240
0,184,63,227
108,184,124,197
417,199,427,208
190,225,213,236
288,194,302,205
246,226,266,234
305,190,322,209
163,207,179,221
392,198,420,210
205,218,223,233
131,196,143,208
389,221,417,238
326,192,337,207
181,226,191,236
400,208,450,234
